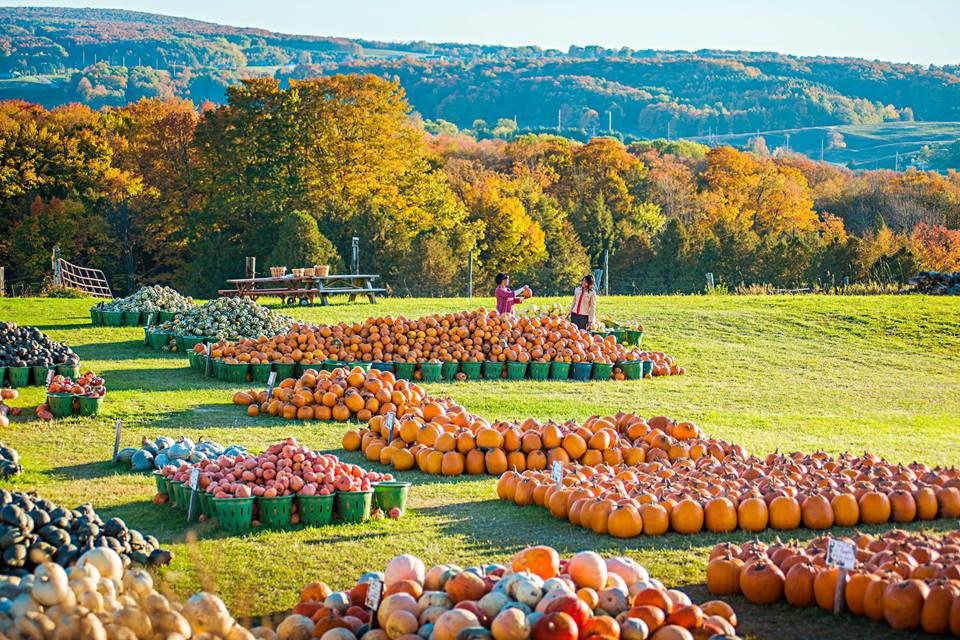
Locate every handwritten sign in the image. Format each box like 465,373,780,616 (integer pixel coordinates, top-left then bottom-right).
186,468,201,522
111,421,123,463
45,369,54,386
204,342,213,377
551,461,563,488
189,467,200,490
265,371,278,400
365,579,383,628
826,539,856,570
385,412,396,443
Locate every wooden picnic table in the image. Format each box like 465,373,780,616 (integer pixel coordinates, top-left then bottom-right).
221,274,384,306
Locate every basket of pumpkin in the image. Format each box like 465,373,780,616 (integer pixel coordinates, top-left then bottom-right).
45,371,106,418
158,437,403,533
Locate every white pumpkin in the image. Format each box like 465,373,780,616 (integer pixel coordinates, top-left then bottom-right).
384,554,426,587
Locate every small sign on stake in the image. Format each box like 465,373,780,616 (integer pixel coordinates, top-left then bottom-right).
111,421,123,463
187,467,200,521
204,342,213,377
265,371,278,400
45,369,54,386
385,412,396,443
551,461,563,488
365,579,383,628
826,538,856,614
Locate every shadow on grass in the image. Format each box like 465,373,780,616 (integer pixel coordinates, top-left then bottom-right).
78,342,184,363
46,460,133,482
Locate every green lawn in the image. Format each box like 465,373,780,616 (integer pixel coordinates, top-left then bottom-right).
0,295,958,639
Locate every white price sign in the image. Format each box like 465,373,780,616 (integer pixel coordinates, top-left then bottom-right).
265,371,278,399
189,467,200,490
826,538,856,570
551,461,563,488
385,412,396,443
364,579,383,611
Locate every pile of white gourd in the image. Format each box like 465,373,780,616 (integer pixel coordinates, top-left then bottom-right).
0,547,272,639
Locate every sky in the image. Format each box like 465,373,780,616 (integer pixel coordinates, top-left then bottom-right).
4,0,959,65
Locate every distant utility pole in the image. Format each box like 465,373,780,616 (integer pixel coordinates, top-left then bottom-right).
608,110,612,133
895,151,900,171
820,137,825,162
666,121,671,139
557,109,561,132
784,132,791,152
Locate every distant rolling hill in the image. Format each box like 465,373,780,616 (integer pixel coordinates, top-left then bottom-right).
2,6,960,168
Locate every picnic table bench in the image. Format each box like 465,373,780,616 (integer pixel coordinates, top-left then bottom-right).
221,274,384,306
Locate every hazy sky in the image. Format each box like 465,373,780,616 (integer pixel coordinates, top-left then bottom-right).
5,0,958,65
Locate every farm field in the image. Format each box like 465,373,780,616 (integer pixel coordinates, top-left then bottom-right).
0,294,958,640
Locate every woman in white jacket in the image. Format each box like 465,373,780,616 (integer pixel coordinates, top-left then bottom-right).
569,274,597,330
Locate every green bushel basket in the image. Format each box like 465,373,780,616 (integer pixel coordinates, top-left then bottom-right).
57,363,81,379
148,330,168,351
89,308,103,325
47,393,74,418
592,362,613,380
528,361,550,381
224,363,249,384
336,490,372,524
347,361,371,372
153,472,166,494
158,311,177,323
370,361,394,373
506,361,528,381
298,493,335,527
549,361,571,380
273,362,296,380
102,311,123,326
186,351,198,371
76,395,103,416
440,361,459,381
609,329,625,343
571,362,593,381
482,360,503,380
7,367,30,388
321,359,339,372
460,361,482,380
251,363,273,383
257,495,294,529
0,367,6,386
174,335,187,356
373,481,410,514
199,491,214,517
169,481,184,508
394,362,416,380
31,366,51,385
213,360,228,381
642,360,654,377
626,329,643,345
122,311,142,327
420,362,442,383
213,497,254,534
620,360,643,380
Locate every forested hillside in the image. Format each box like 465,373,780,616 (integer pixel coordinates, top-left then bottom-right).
3,6,960,144
2,76,958,298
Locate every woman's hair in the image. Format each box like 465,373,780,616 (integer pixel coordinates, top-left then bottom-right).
582,274,594,287
495,272,508,285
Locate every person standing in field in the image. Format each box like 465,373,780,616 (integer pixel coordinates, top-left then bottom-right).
495,272,523,315
569,274,597,330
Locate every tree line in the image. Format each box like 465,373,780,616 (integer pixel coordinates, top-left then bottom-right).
1,75,958,298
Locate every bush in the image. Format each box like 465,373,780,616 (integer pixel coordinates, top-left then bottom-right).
268,211,340,269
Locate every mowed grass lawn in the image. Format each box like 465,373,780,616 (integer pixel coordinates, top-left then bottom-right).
0,295,958,640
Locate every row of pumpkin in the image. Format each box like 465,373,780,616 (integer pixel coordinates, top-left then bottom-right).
494,453,960,537
706,529,960,636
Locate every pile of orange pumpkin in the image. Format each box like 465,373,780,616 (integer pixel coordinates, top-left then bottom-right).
706,530,960,635
231,367,464,422
202,310,681,371
496,449,960,537
275,547,741,639
343,412,744,477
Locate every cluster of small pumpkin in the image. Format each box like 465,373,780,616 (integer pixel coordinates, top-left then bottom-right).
495,448,960,537
0,546,261,639
706,529,960,635
270,547,740,640
0,388,21,427
205,310,679,371
159,438,392,508
343,413,742,477
232,367,437,422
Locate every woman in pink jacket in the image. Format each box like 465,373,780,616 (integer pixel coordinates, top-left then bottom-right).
494,272,523,314
569,274,597,330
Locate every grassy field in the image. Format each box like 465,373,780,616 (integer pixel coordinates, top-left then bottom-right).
0,295,957,639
